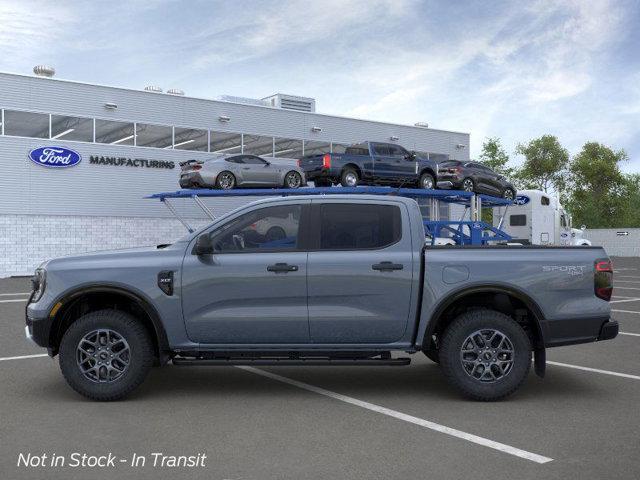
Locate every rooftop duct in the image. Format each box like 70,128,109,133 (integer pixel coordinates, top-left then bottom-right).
33,65,55,78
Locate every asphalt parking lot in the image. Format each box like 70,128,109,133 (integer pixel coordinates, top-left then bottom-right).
1,257,640,480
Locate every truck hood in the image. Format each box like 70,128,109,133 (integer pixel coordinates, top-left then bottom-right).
45,242,188,269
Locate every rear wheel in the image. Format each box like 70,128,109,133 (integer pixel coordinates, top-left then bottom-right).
216,171,236,190
59,309,153,401
461,178,475,192
419,172,435,189
340,168,359,187
439,309,531,401
284,171,302,189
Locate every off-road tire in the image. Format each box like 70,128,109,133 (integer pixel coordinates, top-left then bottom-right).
59,309,154,401
440,309,531,401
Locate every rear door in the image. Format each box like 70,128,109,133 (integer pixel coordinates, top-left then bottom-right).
306,200,414,343
370,143,394,181
181,202,311,344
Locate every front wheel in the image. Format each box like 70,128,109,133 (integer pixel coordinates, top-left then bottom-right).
439,309,531,401
502,188,515,200
419,172,435,189
284,171,303,189
59,309,154,401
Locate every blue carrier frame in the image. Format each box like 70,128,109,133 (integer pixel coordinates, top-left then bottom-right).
147,186,513,245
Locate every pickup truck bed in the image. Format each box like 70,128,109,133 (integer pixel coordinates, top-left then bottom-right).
26,194,616,401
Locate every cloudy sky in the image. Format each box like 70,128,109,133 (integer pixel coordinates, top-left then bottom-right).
1,0,639,171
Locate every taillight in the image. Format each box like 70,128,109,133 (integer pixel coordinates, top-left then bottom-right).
594,258,613,301
322,153,331,169
297,159,301,167
192,164,202,171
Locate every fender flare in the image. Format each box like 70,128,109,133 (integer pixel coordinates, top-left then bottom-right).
50,284,170,359
419,283,547,349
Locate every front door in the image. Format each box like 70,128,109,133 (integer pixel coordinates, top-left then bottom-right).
306,201,414,343
241,155,280,185
181,202,310,344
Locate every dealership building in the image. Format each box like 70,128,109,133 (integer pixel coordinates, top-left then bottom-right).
0,68,470,277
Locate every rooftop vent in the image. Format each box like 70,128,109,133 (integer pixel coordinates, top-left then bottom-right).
167,88,185,96
144,85,163,93
33,65,55,78
262,93,316,113
414,122,429,128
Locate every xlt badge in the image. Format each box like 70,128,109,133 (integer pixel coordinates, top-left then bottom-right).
157,271,174,295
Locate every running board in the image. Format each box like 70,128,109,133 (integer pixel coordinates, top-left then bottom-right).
172,356,411,366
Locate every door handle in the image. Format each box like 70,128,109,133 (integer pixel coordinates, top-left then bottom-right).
267,263,298,273
242,167,251,170
372,261,403,271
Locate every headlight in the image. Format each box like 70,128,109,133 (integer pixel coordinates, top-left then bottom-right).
31,268,46,302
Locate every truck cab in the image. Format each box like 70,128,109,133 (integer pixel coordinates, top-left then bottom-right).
494,189,591,246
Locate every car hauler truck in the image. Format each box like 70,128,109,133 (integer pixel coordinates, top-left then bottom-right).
493,189,591,246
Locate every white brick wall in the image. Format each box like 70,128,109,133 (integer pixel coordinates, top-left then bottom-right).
0,214,209,277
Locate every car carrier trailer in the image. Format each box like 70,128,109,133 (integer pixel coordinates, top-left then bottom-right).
146,186,514,246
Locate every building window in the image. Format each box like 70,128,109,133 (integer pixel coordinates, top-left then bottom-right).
135,123,173,148
95,119,135,145
173,127,208,151
210,131,242,154
303,140,330,156
243,134,274,156
50,114,94,142
331,143,349,154
273,137,303,159
417,199,449,220
3,110,50,139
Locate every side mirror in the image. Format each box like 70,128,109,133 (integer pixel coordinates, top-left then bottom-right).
194,234,214,255
264,160,271,166
581,225,586,231
404,152,416,160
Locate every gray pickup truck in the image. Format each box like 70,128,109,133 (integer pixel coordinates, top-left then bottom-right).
26,195,617,401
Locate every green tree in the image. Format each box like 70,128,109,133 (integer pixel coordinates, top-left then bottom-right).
515,135,569,193
566,142,628,228
479,137,514,177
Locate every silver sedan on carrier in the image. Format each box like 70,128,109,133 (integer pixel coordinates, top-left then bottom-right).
179,154,307,190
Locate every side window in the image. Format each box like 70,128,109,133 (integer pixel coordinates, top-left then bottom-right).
541,196,550,206
387,145,405,157
510,215,527,226
319,204,401,250
226,156,244,164
210,205,301,253
372,144,390,156
243,155,268,165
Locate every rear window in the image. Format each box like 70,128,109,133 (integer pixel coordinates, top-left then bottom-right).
319,204,401,250
345,144,370,156
510,215,527,226
541,196,550,205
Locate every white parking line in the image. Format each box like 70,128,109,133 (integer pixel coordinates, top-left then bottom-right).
0,353,48,362
237,366,553,464
0,292,30,296
614,286,640,291
547,361,640,381
615,280,640,285
0,299,28,304
616,275,640,280
610,298,640,304
620,332,640,337
612,309,640,315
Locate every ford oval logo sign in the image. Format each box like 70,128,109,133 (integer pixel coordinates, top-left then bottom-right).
514,195,530,206
28,146,82,168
